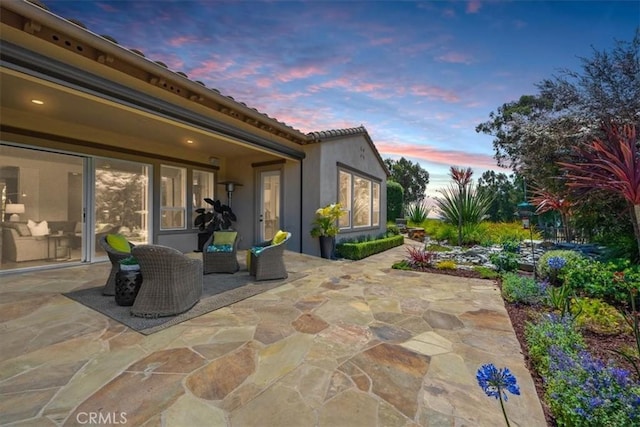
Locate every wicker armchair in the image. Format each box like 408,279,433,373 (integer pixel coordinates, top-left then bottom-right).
98,235,134,296
250,232,291,281
202,231,240,274
130,245,203,318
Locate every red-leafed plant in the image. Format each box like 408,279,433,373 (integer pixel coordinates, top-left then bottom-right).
530,187,575,242
406,246,436,271
558,122,640,260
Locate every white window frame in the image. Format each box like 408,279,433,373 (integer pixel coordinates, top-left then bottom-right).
160,165,186,230
338,167,381,231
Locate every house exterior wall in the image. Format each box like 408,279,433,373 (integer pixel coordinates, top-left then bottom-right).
302,134,388,257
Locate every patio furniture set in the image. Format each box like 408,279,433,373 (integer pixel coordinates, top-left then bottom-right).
99,231,291,318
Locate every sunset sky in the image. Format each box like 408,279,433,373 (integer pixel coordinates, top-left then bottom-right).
45,0,639,196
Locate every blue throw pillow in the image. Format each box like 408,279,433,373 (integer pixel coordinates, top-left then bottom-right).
206,244,232,253
250,246,265,255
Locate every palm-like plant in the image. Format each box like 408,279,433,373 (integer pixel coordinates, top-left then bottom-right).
436,183,493,245
558,122,640,259
450,167,474,246
530,187,575,242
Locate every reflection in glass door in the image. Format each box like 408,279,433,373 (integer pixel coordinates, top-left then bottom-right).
93,158,150,259
258,170,281,242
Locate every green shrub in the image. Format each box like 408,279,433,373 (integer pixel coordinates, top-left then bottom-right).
386,225,400,236
473,266,499,279
336,235,404,260
563,257,638,304
435,260,456,270
572,297,632,335
391,259,412,270
525,314,585,377
425,243,451,252
537,250,585,281
386,180,404,221
418,219,539,246
405,201,430,224
489,251,519,272
501,272,546,304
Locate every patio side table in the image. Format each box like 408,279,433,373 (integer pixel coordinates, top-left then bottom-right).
115,270,143,306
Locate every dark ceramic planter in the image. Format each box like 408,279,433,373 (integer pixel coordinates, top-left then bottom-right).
319,236,335,259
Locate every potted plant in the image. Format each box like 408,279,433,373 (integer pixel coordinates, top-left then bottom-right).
194,198,237,251
310,203,344,259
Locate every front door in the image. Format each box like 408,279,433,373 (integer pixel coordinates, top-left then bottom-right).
258,170,281,242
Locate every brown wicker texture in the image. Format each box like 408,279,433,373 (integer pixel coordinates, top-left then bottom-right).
250,232,291,281
130,245,203,318
98,235,135,296
202,231,240,274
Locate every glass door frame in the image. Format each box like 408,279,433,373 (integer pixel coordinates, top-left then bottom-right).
256,168,282,242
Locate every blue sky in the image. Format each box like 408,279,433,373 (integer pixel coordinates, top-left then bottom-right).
46,0,639,196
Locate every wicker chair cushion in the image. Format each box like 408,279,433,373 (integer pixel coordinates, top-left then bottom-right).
206,244,233,252
213,231,237,245
271,230,287,245
106,234,131,253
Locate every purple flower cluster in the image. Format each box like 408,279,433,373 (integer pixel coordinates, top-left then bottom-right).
547,256,567,270
476,363,521,401
546,346,640,423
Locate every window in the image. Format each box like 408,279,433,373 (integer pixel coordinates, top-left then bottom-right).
338,168,381,230
192,170,214,228
160,165,186,229
339,170,351,228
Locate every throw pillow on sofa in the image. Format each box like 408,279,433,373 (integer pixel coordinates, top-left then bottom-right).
27,219,49,236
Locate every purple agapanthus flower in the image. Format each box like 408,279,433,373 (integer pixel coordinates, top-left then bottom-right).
547,256,567,270
476,363,521,401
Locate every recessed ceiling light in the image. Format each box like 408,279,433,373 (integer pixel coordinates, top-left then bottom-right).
186,139,194,144
31,99,44,105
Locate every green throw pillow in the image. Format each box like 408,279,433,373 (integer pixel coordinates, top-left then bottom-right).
106,233,131,253
213,231,237,246
271,230,288,245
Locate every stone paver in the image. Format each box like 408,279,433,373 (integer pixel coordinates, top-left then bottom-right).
0,244,547,426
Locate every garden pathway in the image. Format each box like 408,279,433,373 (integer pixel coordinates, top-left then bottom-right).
0,242,547,426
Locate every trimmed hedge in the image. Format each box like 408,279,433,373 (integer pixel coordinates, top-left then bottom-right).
336,235,404,260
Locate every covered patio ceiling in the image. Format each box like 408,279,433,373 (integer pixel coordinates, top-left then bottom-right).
1,68,290,162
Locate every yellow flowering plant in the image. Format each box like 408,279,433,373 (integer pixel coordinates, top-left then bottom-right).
310,203,344,237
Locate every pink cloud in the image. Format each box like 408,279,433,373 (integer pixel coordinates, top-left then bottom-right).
377,142,497,169
167,35,201,48
277,65,327,82
188,59,235,79
436,52,473,64
410,84,460,103
96,2,118,12
370,37,395,46
466,0,481,14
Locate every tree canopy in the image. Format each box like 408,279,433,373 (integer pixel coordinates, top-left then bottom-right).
383,157,430,204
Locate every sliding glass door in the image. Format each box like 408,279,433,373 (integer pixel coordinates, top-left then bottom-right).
0,144,151,271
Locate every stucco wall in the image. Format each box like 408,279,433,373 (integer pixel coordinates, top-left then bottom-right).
302,134,388,256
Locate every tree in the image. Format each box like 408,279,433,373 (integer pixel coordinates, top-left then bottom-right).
477,171,523,222
559,122,640,260
383,157,429,205
476,30,640,188
386,180,404,220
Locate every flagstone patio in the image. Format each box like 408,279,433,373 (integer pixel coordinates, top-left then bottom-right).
0,243,547,426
